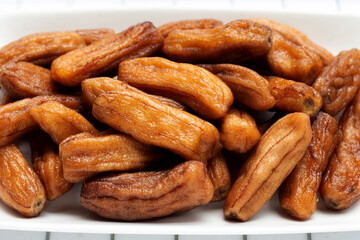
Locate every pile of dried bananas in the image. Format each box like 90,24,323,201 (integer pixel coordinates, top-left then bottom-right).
0,18,359,221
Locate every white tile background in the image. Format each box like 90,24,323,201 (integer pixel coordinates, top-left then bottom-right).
0,0,359,239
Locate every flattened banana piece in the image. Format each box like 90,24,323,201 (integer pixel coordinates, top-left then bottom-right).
60,132,173,183
92,83,221,163
0,144,46,217
0,94,82,146
279,112,338,219
320,91,360,210
0,31,86,67
30,131,73,200
224,112,312,221
163,19,272,64
220,107,261,154
118,57,233,120
312,49,360,116
0,61,59,99
80,161,214,220
51,22,163,87
267,76,323,117
251,18,334,65
198,63,275,111
265,31,323,85
30,101,98,144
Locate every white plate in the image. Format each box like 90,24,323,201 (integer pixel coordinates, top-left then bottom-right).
0,8,360,235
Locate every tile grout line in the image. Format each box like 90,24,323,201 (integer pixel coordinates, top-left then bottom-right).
307,233,312,240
